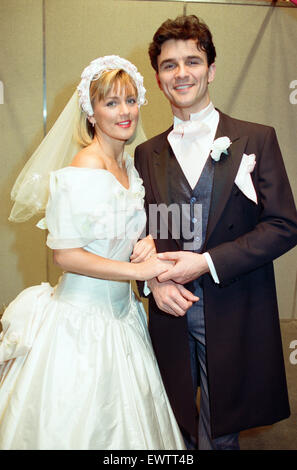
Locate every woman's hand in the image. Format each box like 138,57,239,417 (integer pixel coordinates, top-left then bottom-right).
130,235,156,263
134,254,174,281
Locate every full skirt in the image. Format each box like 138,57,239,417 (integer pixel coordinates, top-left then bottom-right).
0,281,185,450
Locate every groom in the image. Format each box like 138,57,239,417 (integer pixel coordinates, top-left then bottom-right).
134,15,297,449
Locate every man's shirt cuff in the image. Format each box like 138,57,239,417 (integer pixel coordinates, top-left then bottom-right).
203,252,220,284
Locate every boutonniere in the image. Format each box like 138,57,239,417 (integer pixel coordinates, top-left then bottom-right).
210,137,232,162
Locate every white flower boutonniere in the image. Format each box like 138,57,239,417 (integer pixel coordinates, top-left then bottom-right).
210,137,232,162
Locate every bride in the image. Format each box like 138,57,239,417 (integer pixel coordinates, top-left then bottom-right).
0,56,186,450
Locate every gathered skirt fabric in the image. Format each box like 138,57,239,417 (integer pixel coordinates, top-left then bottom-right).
0,279,185,450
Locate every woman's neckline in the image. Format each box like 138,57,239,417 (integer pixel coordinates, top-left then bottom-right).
58,156,132,191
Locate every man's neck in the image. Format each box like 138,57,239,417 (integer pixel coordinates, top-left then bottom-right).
173,102,215,127
172,97,211,122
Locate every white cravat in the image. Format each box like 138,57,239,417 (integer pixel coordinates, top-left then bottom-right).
168,102,219,189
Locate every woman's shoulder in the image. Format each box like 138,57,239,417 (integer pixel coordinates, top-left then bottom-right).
50,146,109,188
70,145,105,169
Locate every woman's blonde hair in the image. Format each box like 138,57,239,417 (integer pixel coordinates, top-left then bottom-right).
75,69,138,147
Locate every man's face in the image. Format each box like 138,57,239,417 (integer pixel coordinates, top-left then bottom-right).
156,38,216,119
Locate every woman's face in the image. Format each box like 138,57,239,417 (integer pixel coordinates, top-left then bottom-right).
91,82,139,143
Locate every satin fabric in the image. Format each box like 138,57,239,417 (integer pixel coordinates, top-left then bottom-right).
0,156,185,450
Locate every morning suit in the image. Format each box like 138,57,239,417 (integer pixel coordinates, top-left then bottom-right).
134,110,297,439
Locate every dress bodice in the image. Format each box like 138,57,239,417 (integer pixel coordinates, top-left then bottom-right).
41,154,146,316
44,154,146,258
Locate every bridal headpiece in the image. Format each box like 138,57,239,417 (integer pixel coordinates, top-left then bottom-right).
77,55,146,116
9,56,147,223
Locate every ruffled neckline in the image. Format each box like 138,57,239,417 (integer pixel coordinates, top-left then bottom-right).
55,153,142,194
37,155,145,231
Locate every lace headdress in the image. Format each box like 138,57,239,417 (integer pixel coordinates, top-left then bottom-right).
9,56,147,222
77,55,146,116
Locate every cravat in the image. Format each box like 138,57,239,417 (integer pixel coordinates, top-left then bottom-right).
167,106,218,189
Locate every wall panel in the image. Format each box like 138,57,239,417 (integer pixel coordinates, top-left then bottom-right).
0,0,46,308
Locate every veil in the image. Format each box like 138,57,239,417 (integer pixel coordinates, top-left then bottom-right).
9,90,147,223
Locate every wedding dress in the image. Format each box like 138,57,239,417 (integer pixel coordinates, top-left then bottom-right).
0,155,185,450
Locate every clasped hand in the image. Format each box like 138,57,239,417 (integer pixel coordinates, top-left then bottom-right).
130,235,174,281
130,236,208,284
130,238,208,317
157,251,209,284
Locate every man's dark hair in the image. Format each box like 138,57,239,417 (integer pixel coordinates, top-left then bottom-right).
149,15,216,72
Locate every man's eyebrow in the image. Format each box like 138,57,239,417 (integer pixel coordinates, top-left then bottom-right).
159,58,176,68
159,55,201,67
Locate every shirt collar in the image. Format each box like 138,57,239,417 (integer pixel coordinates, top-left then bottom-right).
173,102,215,128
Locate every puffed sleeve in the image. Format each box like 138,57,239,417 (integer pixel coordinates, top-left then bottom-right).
44,169,113,249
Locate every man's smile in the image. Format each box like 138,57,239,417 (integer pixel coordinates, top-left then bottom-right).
174,84,194,91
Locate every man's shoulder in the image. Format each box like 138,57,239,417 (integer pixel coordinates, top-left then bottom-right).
219,110,275,137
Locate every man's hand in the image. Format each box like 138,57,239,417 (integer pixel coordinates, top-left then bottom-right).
157,251,209,284
148,277,199,317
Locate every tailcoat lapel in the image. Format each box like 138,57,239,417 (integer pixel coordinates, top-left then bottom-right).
148,127,182,246
149,134,172,208
205,111,249,245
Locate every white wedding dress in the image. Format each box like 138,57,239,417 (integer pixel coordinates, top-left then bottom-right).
0,155,185,450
